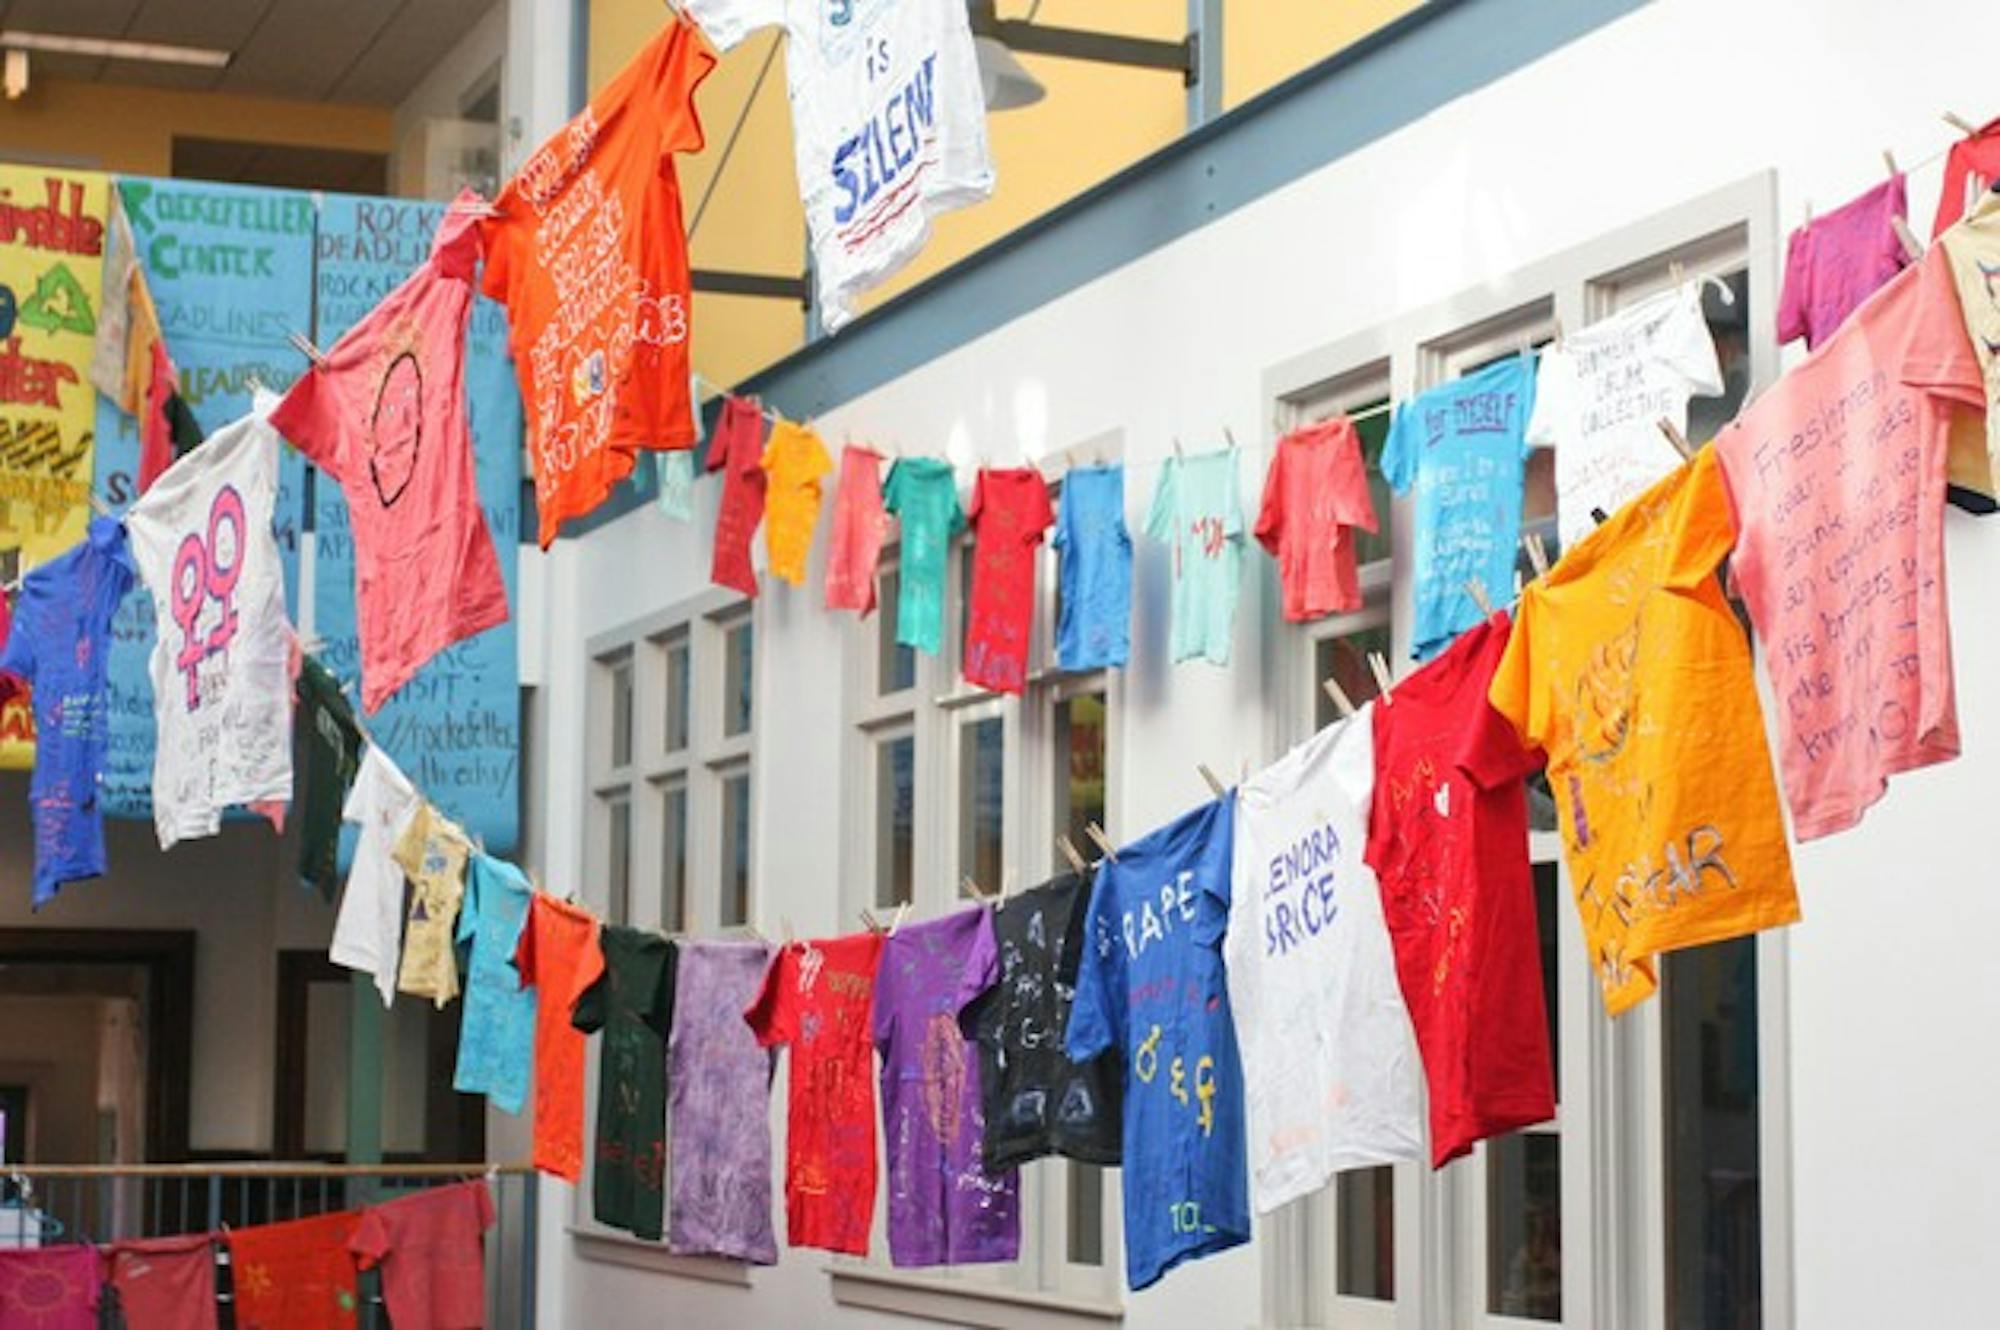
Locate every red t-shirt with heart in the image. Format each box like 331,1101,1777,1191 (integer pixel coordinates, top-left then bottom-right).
963,468,1053,694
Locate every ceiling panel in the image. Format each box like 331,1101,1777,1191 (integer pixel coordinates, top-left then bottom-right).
328,0,491,106
0,0,146,39
119,0,273,53
215,0,402,101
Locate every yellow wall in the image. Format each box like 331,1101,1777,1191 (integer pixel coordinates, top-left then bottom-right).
0,77,394,179
1224,0,1428,108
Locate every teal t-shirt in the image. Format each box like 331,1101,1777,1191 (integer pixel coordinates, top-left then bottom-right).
884,457,964,655
1144,449,1243,665
453,854,536,1115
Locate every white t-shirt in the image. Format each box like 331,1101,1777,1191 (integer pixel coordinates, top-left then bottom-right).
1223,705,1424,1212
123,392,296,849
1527,284,1724,547
330,745,419,1007
684,0,993,331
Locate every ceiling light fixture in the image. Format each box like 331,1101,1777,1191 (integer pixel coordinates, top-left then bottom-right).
0,30,231,70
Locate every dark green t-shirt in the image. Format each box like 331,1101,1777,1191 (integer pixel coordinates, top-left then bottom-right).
572,926,677,1239
295,655,364,901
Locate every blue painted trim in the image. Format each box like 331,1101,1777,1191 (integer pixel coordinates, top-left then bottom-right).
564,0,1647,538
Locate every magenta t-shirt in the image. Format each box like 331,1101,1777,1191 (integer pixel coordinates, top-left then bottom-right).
873,906,1020,1267
0,1246,99,1330
1777,173,1912,351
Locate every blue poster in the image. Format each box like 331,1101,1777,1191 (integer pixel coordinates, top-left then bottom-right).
312,193,522,856
94,177,315,819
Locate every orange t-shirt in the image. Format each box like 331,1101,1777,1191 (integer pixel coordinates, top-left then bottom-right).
513,894,603,1180
1468,449,1800,1015
759,423,834,586
480,16,716,546
227,1210,363,1330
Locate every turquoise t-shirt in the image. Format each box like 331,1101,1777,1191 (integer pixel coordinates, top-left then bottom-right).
1383,353,1536,659
1144,450,1243,665
655,450,697,522
454,853,536,1114
1054,464,1132,671
883,457,964,656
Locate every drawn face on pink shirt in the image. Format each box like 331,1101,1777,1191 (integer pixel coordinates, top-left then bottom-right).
370,352,422,508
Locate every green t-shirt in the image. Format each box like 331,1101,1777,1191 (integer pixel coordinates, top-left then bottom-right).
572,926,677,1240
1145,449,1244,665
295,655,364,901
883,457,964,655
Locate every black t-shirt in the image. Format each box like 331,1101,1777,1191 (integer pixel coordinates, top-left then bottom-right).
963,872,1123,1171
573,927,677,1240
294,655,363,903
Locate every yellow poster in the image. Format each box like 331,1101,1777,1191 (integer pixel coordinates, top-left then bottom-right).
0,166,108,766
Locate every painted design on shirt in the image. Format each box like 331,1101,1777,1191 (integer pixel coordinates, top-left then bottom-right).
167,482,244,711
369,349,421,507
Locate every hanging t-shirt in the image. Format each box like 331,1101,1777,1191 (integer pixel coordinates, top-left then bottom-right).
823,445,889,615
1068,798,1250,1291
1715,248,1981,840
707,395,768,598
760,421,834,586
963,872,1123,1172
479,16,716,545
1222,708,1423,1212
964,468,1054,694
514,893,603,1182
0,1246,99,1330
745,931,884,1255
572,926,678,1240
655,449,697,522
1526,285,1724,547
1383,354,1536,660
682,0,992,331
1938,191,2000,510
1052,464,1132,671
105,1234,218,1330
329,746,420,1008
296,656,364,902
1145,449,1245,666
1254,419,1379,622
453,854,537,1115
0,582,25,711
1,517,136,908
1933,114,2000,238
227,1210,362,1330
1470,450,1801,1015
872,906,1019,1267
392,804,473,1008
1778,174,1912,351
350,1182,493,1330
1365,614,1556,1167
883,457,964,655
270,198,508,713
669,939,779,1263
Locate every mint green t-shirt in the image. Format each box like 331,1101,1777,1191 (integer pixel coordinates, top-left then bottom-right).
884,457,965,655
1145,449,1244,665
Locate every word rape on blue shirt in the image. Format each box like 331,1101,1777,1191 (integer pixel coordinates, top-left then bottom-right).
1068,796,1248,1291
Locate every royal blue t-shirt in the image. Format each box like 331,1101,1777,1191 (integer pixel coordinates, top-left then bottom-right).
1382,352,1537,660
1067,795,1249,1290
0,518,136,907
1053,464,1132,672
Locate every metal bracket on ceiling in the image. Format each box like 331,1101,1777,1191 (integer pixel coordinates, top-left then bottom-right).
968,1,1199,86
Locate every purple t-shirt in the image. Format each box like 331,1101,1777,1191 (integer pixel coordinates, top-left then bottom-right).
1778,172,1912,350
668,939,778,1263
0,518,136,907
873,906,1020,1267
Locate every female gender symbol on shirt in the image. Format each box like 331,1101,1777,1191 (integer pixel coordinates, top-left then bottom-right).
369,351,423,508
168,484,246,711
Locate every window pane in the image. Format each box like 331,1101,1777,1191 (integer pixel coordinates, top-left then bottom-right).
1535,860,1560,1102
1313,623,1389,731
608,654,633,769
1067,1162,1105,1267
721,769,751,926
875,733,915,908
878,566,916,694
958,716,1004,897
664,638,691,753
723,620,754,738
1335,1166,1395,1300
1351,401,1393,565
660,782,688,933
1053,691,1106,854
1487,1131,1562,1320
605,793,631,926
1664,939,1760,1330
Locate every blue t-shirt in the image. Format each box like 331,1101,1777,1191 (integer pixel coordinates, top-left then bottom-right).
0,518,135,908
1382,352,1537,659
1053,464,1132,672
454,853,537,1114
1067,796,1249,1290
883,458,964,656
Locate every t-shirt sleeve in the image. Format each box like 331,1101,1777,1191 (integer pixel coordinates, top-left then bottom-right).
681,0,785,51
349,1209,390,1270
806,433,835,485
743,947,793,1047
954,910,1001,1016
1894,245,1987,409
512,905,539,989
1029,475,1055,540
1252,446,1285,557
870,950,897,1050
1143,461,1177,543
947,489,967,537
570,948,610,1035
645,16,719,157
1469,598,1545,780
1776,227,1811,346
1665,291,1726,399
1382,405,1416,494
1667,448,1737,586
267,371,343,480
1064,883,1117,1062
1452,620,1546,789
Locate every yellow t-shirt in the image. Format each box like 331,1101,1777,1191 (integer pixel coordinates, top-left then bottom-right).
392,803,473,1007
759,422,834,586
1471,448,1800,1015
1940,192,2000,506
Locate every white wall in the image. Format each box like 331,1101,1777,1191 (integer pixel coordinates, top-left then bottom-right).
537,0,2000,1325
389,0,508,199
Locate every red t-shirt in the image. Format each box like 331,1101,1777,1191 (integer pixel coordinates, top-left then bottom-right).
227,1210,363,1330
351,1181,496,1330
479,16,716,545
963,468,1053,694
514,894,604,1181
744,931,884,1255
1934,115,2000,238
1255,418,1379,622
706,395,767,597
0,1247,98,1330
105,1234,217,1330
1364,613,1556,1167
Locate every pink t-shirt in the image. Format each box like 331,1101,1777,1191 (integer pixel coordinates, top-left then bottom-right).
1716,246,1983,840
707,395,767,598
0,1246,99,1330
1777,174,1912,351
105,1235,218,1330
1254,417,1379,621
824,445,888,614
270,194,508,714
351,1181,496,1330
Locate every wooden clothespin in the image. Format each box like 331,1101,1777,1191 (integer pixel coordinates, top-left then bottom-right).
962,875,992,902
1657,417,1694,460
87,493,113,518
860,908,880,934
287,330,325,366
1891,215,1924,263
888,901,910,936
1882,148,1900,177
1172,437,1185,459
1085,821,1118,863
1197,763,1226,798
1465,579,1494,616
1523,532,1550,579
1222,427,1239,451
1670,260,1686,286
782,916,796,944
1551,314,1564,348
1366,651,1394,706
742,921,769,944
1322,675,1357,718
1945,111,1980,137
1057,835,1088,875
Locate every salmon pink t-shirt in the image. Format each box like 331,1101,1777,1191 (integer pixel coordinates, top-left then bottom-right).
963,468,1054,694
272,199,507,714
105,1234,217,1330
1255,417,1379,622
824,446,888,614
227,1211,362,1330
707,395,767,597
351,1181,495,1330
1715,247,1983,840
514,894,603,1181
479,16,716,546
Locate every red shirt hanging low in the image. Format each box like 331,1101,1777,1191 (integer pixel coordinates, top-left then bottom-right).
963,468,1053,694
